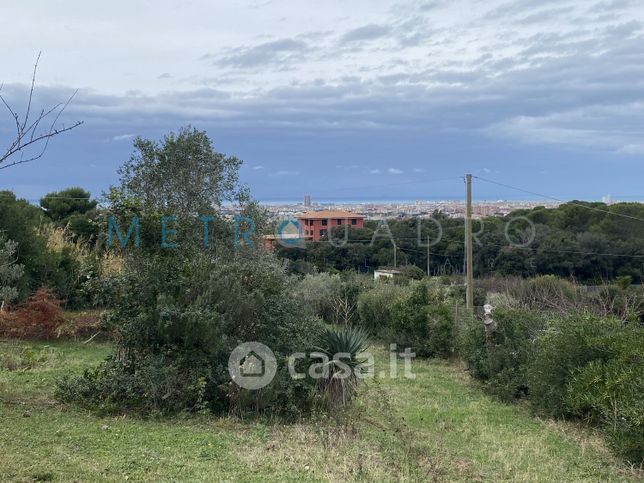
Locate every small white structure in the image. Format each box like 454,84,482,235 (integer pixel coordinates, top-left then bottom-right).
483,304,496,333
374,268,402,281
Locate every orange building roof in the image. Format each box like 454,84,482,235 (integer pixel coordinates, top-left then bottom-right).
298,210,363,219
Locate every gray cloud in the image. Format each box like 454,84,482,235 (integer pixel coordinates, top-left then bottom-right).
2,0,642,158
341,24,391,43
211,38,311,69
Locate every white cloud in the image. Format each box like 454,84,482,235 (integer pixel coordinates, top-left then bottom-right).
369,169,381,174
252,165,265,170
618,144,644,155
112,134,135,141
2,0,643,157
412,168,424,172
269,170,299,177
387,167,404,174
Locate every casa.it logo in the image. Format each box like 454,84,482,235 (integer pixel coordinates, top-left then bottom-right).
228,342,277,390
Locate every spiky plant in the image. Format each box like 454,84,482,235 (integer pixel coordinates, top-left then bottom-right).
313,326,370,409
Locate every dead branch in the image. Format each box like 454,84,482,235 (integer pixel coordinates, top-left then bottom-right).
0,52,83,170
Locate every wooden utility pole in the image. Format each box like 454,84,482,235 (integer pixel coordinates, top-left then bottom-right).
393,242,397,268
465,174,474,310
427,238,430,277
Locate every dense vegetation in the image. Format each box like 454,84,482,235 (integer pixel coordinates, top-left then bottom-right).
0,127,642,468
277,203,644,283
293,271,644,463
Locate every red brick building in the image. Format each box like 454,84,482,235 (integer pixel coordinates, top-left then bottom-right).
297,210,364,241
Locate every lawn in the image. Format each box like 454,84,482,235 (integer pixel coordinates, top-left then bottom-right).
0,340,641,482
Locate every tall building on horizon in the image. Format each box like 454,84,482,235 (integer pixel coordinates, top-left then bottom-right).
304,194,312,207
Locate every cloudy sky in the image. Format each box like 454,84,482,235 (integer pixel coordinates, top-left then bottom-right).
1,0,643,202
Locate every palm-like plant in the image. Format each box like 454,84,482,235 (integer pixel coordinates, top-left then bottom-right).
313,326,370,409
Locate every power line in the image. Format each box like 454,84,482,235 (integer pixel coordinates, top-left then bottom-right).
473,176,644,224
259,175,464,201
303,236,644,260
466,240,644,259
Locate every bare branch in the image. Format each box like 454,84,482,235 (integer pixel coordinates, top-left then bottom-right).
0,52,83,170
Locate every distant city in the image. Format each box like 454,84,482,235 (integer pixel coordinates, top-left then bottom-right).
223,196,565,220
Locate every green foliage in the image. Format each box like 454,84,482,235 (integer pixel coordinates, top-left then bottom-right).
58,249,324,416
292,271,368,325
0,191,51,295
40,187,96,221
566,357,644,463
527,314,626,417
57,352,214,415
459,308,546,400
117,126,246,215
395,264,426,281
388,281,455,358
314,326,370,364
0,344,54,371
277,202,644,283
0,237,24,307
356,282,407,333
459,306,643,463
509,275,579,311
292,272,342,322
313,326,370,409
526,314,644,463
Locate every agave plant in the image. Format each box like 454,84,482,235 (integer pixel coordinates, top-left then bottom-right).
312,326,370,409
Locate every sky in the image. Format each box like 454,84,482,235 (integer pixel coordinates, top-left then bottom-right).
1,0,643,202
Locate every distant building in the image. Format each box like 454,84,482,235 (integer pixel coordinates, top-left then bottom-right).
374,268,402,281
304,194,312,207
297,210,364,241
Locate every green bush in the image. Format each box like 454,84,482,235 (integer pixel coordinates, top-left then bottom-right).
509,275,580,313
388,282,455,358
57,249,325,417
312,326,370,409
292,272,369,325
458,306,644,463
566,357,643,463
527,314,623,417
356,283,406,333
525,314,644,463
292,272,342,322
458,308,546,400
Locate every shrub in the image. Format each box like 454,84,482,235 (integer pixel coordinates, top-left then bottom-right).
0,344,55,371
312,326,370,409
57,352,215,415
566,357,644,463
0,237,24,309
527,315,644,463
56,310,103,340
526,314,627,417
57,250,325,417
0,288,64,339
293,271,368,325
292,272,342,322
509,275,581,314
458,308,546,401
389,282,455,358
356,283,406,333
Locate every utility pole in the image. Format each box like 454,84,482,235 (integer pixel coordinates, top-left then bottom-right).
393,242,397,268
427,237,430,277
465,174,474,311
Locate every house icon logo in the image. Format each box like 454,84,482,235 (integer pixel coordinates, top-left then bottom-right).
228,342,277,390
274,218,306,248
240,350,266,377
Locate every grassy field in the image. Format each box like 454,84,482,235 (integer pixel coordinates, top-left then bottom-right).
0,340,641,482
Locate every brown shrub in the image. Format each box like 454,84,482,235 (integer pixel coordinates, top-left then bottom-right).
0,288,64,339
